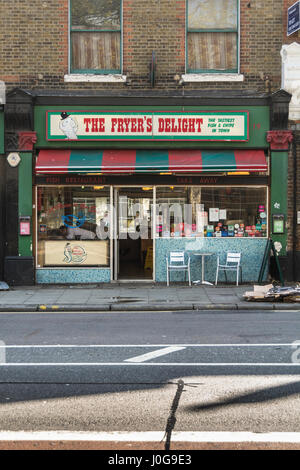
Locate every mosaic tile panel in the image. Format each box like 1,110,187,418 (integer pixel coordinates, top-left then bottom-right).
36,268,111,284
155,238,269,283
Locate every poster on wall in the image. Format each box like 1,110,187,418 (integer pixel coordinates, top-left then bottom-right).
196,211,208,232
219,209,227,220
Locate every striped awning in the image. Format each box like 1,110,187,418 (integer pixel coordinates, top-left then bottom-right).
35,149,268,174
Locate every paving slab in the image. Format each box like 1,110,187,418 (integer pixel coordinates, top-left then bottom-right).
0,283,298,312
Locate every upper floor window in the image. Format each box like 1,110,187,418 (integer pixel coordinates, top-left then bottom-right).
186,0,239,74
70,0,122,74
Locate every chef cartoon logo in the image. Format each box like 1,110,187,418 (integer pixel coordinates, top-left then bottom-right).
63,242,87,264
59,112,78,140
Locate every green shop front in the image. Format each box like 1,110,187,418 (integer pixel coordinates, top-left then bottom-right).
21,91,291,284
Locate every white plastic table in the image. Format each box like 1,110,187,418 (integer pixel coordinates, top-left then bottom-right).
188,252,213,285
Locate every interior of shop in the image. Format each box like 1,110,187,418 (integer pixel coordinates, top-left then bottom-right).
117,188,153,280
36,184,268,280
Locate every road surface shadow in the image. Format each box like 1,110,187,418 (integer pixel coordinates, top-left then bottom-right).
185,380,300,412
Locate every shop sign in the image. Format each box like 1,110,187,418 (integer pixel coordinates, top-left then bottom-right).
46,110,249,142
44,240,109,266
287,1,300,36
35,174,268,186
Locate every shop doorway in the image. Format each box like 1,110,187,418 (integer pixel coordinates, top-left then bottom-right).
114,187,153,280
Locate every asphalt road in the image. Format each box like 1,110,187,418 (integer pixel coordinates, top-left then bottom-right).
0,310,300,450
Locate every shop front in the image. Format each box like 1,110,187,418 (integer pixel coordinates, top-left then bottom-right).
34,176,269,284
11,89,288,284
31,99,273,284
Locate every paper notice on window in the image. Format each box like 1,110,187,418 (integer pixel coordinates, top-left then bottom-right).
219,209,227,220
196,211,208,232
209,208,220,222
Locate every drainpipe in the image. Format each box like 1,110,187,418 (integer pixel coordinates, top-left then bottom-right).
293,132,298,281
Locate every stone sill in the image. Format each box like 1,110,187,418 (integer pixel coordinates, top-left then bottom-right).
64,74,127,83
182,73,244,83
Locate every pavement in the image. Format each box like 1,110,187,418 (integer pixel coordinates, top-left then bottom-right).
0,282,299,312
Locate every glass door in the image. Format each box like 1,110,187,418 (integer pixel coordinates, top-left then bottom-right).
114,187,153,280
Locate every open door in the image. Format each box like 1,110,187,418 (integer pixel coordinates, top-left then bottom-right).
114,187,153,280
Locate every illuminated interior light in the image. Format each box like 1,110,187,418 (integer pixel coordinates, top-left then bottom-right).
227,172,250,175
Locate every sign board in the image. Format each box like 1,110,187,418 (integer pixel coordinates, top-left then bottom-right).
19,216,31,236
46,111,249,142
287,1,300,36
20,221,31,235
272,214,285,235
44,240,109,266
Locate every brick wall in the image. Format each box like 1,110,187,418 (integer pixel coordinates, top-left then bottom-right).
0,0,68,88
0,0,286,92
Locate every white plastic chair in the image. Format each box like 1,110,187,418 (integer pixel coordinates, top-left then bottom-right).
166,251,191,286
215,252,242,286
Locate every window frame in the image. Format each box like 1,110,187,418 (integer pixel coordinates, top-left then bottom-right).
186,0,240,74
69,0,123,75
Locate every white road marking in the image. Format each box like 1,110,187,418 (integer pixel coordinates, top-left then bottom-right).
124,346,186,363
0,362,299,366
0,431,300,443
0,343,298,366
0,343,297,348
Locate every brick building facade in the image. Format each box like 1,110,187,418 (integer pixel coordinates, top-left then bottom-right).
0,0,298,284
0,0,285,92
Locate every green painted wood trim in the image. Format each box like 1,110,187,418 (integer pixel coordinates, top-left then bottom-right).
71,68,121,74
270,151,288,256
18,153,33,256
35,105,270,149
187,68,238,74
71,29,120,33
187,29,237,33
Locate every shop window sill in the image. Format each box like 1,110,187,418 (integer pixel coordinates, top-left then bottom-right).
182,73,244,83
64,74,127,83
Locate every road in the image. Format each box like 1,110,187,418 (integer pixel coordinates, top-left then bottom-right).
0,309,300,451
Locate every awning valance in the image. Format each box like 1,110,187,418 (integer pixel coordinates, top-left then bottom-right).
35,149,268,174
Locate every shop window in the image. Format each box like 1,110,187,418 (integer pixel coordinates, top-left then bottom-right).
186,0,239,74
70,0,122,74
156,186,267,238
37,187,111,268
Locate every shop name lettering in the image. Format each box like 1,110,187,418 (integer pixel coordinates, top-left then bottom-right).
41,176,218,186
82,117,238,134
176,177,218,184
83,117,205,134
43,177,107,184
